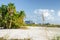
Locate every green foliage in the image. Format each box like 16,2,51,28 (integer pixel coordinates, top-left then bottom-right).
52,36,60,40
0,3,26,29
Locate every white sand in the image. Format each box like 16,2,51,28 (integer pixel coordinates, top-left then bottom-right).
0,27,60,40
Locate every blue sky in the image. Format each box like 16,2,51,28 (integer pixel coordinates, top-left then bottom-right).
0,0,60,24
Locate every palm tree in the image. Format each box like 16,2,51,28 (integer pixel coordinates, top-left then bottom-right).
0,3,26,29
1,4,7,19
7,3,16,28
42,13,45,25
8,3,16,14
0,7,2,27
15,11,26,27
11,10,26,28
18,10,26,26
0,4,7,28
41,12,49,40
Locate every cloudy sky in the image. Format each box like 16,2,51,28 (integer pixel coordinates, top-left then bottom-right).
0,0,60,24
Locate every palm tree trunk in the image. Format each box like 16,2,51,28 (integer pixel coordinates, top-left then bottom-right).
9,18,12,29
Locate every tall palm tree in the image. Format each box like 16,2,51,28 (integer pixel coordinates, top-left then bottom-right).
1,4,7,28
41,12,49,40
42,13,45,25
7,3,16,28
1,4,7,19
0,7,2,27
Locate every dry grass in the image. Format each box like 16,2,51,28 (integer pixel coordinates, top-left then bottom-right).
0,37,31,40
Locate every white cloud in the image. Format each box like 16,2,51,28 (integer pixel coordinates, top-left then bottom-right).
50,10,54,13
47,15,54,20
34,9,55,20
58,11,60,16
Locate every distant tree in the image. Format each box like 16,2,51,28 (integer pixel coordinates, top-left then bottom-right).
45,23,50,25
